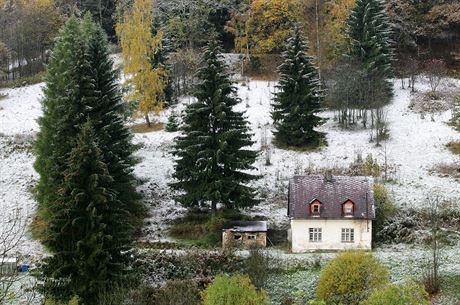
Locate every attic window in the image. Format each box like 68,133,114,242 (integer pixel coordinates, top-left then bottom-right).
343,200,354,216
310,199,321,216
312,205,320,214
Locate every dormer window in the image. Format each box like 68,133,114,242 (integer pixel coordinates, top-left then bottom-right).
310,199,321,216
342,200,354,217
312,204,320,214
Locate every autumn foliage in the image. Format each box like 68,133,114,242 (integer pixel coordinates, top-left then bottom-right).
116,0,167,125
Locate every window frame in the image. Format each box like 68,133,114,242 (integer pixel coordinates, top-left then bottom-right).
309,228,322,242
312,204,320,214
341,228,355,243
310,199,322,216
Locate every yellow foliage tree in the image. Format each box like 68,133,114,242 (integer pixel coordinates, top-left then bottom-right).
322,0,356,65
246,0,302,54
116,0,166,126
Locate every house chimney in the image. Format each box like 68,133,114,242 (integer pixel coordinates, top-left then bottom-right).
324,170,333,182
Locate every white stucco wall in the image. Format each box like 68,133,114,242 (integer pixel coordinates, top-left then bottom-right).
290,218,372,253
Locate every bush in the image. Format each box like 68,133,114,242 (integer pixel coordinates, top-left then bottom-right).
137,249,245,284
169,209,249,247
129,280,201,305
44,296,80,305
446,140,460,155
316,251,389,305
202,274,269,305
361,280,429,305
0,72,45,88
245,248,271,289
375,209,421,243
373,184,397,243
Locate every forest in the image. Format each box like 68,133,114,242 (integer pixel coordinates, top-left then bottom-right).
0,0,460,305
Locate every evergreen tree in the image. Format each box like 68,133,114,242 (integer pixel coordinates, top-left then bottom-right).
80,0,117,40
35,17,98,220
271,26,324,148
346,0,394,96
165,110,180,132
44,121,132,304
81,14,144,227
35,16,142,230
171,41,259,213
151,18,175,107
35,16,140,301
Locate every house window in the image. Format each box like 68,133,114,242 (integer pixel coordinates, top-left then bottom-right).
234,234,242,240
343,201,354,216
311,200,321,216
309,228,322,242
247,234,256,240
312,204,320,214
341,228,354,242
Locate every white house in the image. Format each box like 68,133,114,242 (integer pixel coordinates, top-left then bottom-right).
288,173,375,253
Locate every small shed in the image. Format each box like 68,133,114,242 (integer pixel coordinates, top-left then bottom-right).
222,221,267,249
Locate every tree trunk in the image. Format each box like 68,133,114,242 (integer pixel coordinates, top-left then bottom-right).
315,0,322,86
145,114,151,127
211,201,217,216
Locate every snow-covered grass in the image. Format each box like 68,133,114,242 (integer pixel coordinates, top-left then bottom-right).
263,244,460,304
1,77,460,266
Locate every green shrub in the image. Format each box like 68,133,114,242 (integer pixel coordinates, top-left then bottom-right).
373,184,397,243
202,274,269,305
316,251,389,305
361,280,429,305
129,280,201,305
138,250,244,284
44,296,80,305
0,72,45,88
245,248,271,289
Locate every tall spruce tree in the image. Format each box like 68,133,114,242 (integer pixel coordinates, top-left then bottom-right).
35,17,98,219
346,0,394,96
81,14,144,227
151,18,174,107
271,26,324,148
45,121,131,304
171,41,259,213
34,16,140,301
35,16,142,229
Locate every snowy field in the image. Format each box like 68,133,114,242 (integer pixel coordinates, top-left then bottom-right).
1,77,460,257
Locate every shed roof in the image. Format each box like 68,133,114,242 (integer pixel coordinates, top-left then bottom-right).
288,175,375,219
223,221,267,232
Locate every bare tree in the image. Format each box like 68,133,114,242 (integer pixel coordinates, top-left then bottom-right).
423,195,449,294
260,124,271,166
0,208,37,304
424,59,447,93
170,47,202,96
406,57,419,92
